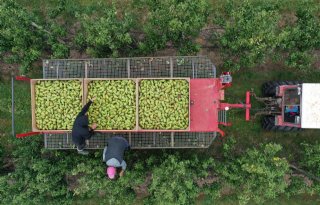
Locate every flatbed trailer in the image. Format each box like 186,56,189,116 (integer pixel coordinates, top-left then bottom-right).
13,56,251,149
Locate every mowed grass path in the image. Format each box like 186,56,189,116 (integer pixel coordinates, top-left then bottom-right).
0,79,32,150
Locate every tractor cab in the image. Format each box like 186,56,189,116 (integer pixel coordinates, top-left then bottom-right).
257,81,320,131
279,85,301,125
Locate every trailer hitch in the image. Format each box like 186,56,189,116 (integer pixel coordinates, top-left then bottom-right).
220,91,251,121
249,89,281,119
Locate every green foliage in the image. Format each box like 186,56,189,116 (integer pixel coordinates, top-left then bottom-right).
0,0,70,73
69,151,165,205
48,0,80,20
0,144,3,169
201,182,222,204
301,142,320,177
146,154,214,205
217,0,280,70
287,141,320,196
75,4,133,57
298,142,320,200
0,138,73,205
215,0,320,70
47,23,69,59
285,175,310,197
3,0,320,73
138,0,209,55
218,143,290,205
278,7,320,69
0,135,147,205
71,158,141,205
69,152,217,205
0,0,44,73
222,134,237,158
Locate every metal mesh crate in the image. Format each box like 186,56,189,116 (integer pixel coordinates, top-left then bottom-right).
43,56,217,149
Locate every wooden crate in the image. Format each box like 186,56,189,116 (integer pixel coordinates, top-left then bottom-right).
33,78,190,133
83,78,139,132
137,78,190,132
31,78,84,132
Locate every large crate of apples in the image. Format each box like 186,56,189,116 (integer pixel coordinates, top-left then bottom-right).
84,79,138,131
31,79,84,131
138,78,190,131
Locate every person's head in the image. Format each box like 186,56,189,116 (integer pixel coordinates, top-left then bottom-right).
106,166,116,179
91,123,97,130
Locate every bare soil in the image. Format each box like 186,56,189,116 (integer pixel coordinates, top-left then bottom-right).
279,12,298,28
133,172,152,199
66,174,83,192
313,50,320,70
69,49,90,59
0,61,20,81
196,173,219,188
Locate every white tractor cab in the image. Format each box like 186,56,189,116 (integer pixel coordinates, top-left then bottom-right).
252,81,320,131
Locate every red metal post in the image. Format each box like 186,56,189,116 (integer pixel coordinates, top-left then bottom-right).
15,76,31,82
16,131,69,138
217,128,225,137
221,83,232,89
16,132,42,138
245,91,251,121
219,122,232,126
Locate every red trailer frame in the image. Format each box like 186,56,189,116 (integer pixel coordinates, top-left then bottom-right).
16,73,252,138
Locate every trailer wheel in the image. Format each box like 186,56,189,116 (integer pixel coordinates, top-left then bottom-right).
262,116,302,131
262,81,302,97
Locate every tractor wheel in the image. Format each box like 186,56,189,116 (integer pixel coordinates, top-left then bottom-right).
262,116,277,131
262,81,302,97
262,116,302,131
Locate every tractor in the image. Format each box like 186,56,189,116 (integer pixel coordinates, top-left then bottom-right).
251,81,320,131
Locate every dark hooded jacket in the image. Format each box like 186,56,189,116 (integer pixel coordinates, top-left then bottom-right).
72,101,94,146
104,136,130,163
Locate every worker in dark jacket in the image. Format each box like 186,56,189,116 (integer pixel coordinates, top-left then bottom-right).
103,136,130,179
72,97,97,155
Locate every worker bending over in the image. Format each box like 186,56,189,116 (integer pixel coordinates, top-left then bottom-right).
72,97,97,155
103,136,130,179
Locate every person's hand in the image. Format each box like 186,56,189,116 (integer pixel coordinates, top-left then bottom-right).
91,123,98,130
119,170,125,177
90,96,96,102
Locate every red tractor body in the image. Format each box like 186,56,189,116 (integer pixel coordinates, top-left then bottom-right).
260,82,320,131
